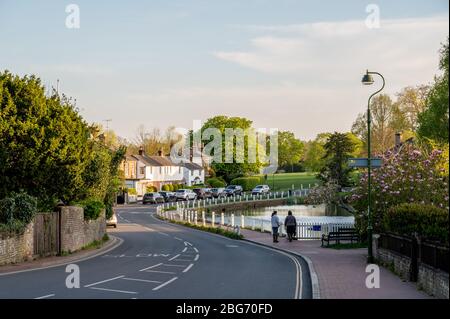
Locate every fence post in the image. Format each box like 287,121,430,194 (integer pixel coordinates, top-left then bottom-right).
202,211,206,227
221,212,224,226
212,212,215,227
241,215,245,228
194,211,198,225
231,214,235,227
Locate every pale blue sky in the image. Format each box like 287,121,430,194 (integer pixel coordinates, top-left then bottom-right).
0,0,448,140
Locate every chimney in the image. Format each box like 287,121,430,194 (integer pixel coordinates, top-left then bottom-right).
139,146,144,156
395,132,401,148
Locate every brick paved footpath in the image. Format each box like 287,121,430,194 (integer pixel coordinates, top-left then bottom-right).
241,229,432,299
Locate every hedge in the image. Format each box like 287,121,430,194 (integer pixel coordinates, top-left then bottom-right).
206,178,227,188
230,176,263,191
146,185,158,193
383,203,449,244
77,199,105,221
0,192,37,225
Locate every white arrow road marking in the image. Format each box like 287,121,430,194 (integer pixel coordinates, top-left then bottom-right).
152,277,178,291
145,270,176,274
194,254,199,261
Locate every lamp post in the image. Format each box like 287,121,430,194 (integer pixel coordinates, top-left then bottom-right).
361,70,385,264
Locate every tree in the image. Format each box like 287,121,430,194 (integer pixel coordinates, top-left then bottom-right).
277,131,304,172
0,71,91,208
393,85,429,131
303,133,330,172
418,38,449,143
318,132,355,187
352,94,396,155
200,115,263,182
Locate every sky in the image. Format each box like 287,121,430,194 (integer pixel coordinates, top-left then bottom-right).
0,0,448,141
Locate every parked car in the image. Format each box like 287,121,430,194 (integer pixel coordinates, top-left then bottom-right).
193,188,213,199
159,191,177,202
210,187,226,198
252,184,270,195
107,212,118,228
224,185,243,196
175,189,197,201
143,192,165,204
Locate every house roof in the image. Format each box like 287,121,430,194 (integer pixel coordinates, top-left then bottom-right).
181,162,204,171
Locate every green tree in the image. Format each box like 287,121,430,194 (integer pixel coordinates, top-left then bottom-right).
200,116,263,182
277,131,304,172
318,132,355,187
303,133,330,172
0,71,91,209
418,38,449,143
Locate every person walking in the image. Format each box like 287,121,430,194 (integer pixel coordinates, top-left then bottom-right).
284,210,297,242
271,211,281,243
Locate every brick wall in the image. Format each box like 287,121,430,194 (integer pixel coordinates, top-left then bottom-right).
60,206,106,253
0,223,34,266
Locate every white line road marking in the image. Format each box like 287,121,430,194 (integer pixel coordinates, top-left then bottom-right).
182,247,188,253
164,264,187,267
193,247,199,253
139,263,163,272
158,232,169,237
168,254,180,261
194,254,199,261
182,263,194,273
89,287,137,294
84,275,124,287
152,277,178,291
171,258,192,262
174,237,183,241
34,294,55,299
122,277,162,284
226,245,239,248
145,270,176,274
184,241,192,246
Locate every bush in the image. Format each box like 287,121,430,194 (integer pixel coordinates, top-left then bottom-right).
161,184,169,191
207,178,227,188
0,219,27,237
230,176,263,191
77,199,105,220
384,203,449,244
127,188,137,195
0,192,37,224
146,185,157,193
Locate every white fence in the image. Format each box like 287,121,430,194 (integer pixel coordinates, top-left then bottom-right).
156,206,354,240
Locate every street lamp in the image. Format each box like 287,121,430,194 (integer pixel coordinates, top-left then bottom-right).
361,70,385,263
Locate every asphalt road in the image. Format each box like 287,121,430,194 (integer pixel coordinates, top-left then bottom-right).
0,204,311,299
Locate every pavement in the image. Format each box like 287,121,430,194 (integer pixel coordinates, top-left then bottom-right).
240,228,433,299
0,205,310,299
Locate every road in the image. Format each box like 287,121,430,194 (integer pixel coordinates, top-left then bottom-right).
0,204,311,299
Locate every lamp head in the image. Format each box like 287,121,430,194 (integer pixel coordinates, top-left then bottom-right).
362,70,374,85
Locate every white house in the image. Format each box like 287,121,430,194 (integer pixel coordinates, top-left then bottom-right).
120,148,205,196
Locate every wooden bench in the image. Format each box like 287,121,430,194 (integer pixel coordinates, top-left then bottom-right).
321,228,360,247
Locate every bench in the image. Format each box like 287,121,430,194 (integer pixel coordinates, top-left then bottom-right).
321,228,360,247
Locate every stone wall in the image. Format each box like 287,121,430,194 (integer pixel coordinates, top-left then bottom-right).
1,206,106,266
418,263,449,299
376,245,449,299
60,206,106,253
0,223,34,266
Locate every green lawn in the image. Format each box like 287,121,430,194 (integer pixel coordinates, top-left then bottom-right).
259,172,321,191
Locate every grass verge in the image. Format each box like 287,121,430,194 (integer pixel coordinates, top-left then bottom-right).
157,216,243,240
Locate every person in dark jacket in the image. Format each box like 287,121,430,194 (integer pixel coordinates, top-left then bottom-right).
284,210,297,242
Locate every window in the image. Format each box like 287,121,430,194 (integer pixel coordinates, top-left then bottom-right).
140,167,145,175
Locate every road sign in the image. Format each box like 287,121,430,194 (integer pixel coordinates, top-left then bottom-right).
348,158,382,168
